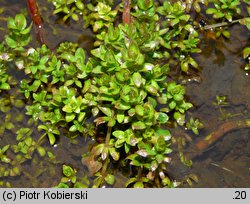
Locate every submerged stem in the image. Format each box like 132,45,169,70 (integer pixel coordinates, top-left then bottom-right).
105,125,112,146
100,125,112,178
186,119,250,160
37,132,47,146
195,119,250,151
203,18,247,30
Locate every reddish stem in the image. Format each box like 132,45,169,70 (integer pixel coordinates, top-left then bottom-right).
195,120,249,151
26,0,45,44
122,0,131,25
186,119,250,160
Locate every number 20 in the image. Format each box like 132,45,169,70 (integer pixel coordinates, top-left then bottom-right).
234,191,246,199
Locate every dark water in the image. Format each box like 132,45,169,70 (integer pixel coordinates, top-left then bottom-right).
0,0,249,187
184,24,250,187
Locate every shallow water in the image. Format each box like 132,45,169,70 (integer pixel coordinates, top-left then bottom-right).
184,24,250,187
0,0,249,187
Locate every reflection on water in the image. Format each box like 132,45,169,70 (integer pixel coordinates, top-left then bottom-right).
0,0,249,187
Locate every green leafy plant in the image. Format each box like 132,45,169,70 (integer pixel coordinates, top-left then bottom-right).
206,0,241,22
51,0,117,33
156,1,201,72
0,10,193,187
55,165,89,188
0,145,11,164
52,0,86,22
186,118,204,135
5,13,31,51
0,65,10,91
204,0,243,38
0,0,249,188
185,0,209,12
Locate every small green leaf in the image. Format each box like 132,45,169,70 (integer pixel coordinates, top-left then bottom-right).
157,112,169,124
222,30,230,39
243,47,250,58
15,13,27,30
112,130,125,139
0,83,10,90
145,85,158,95
62,105,73,113
115,101,131,110
181,61,189,72
105,174,115,185
173,93,184,101
174,112,185,126
128,42,139,61
24,137,32,146
82,79,91,93
37,146,46,157
64,79,74,87
65,113,76,122
101,147,109,160
74,182,88,188
60,53,75,62
162,177,171,186
63,165,75,177
98,106,112,117
125,177,137,187
213,12,224,19
137,0,154,10
155,128,171,140
48,133,56,145
56,183,69,188
91,107,99,117
206,8,217,15
132,72,143,87
109,147,120,161
76,0,84,10
107,24,120,42
5,36,17,48
78,112,86,122
92,144,105,156
75,80,82,88
132,121,146,130
116,112,124,123
72,13,79,21
108,118,116,127
1,145,10,153
169,100,176,109
134,181,144,188
136,149,148,157
135,105,144,116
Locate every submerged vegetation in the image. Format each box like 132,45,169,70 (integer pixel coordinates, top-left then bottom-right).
0,0,249,187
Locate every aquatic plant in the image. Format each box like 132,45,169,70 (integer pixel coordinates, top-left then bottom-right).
0,0,249,188
206,0,241,21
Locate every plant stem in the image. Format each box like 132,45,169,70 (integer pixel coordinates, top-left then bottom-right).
101,125,112,177
105,125,112,146
101,157,110,176
37,132,47,145
203,18,247,30
26,0,46,45
195,119,250,151
186,119,250,160
0,17,8,21
155,174,161,187
122,0,131,25
138,166,142,178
